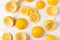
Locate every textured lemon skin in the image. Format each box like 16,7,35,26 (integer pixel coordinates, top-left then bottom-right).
15,18,28,30
46,34,57,40
2,32,12,40
44,20,56,31
47,0,58,5
36,1,45,9
32,26,44,38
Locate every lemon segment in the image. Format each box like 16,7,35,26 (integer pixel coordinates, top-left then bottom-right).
3,16,14,27
47,0,58,5
46,6,58,16
5,2,17,12
29,13,40,23
36,1,45,9
2,32,12,40
25,0,33,2
46,34,57,40
15,32,27,40
32,26,44,38
44,20,56,31
20,6,29,15
15,18,28,30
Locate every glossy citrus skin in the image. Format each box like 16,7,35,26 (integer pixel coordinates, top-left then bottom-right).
44,20,56,31
46,6,58,16
2,32,12,40
25,0,33,2
3,16,14,27
5,2,17,12
36,1,45,9
32,26,44,38
46,34,57,40
47,0,58,5
15,32,27,40
15,18,28,30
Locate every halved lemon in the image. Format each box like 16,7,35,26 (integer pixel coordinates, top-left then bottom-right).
5,2,17,12
32,26,44,38
46,6,58,16
46,34,57,40
2,32,12,40
36,1,45,9
44,20,56,31
10,0,20,3
20,6,29,15
15,32,27,40
47,0,58,5
25,0,33,2
29,13,40,23
3,16,14,27
27,7,37,16
15,18,28,30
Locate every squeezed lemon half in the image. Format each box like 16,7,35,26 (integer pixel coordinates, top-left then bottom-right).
32,26,44,38
44,20,56,31
46,6,58,16
36,1,45,9
46,34,57,40
3,16,14,27
5,2,17,12
15,32,27,40
2,32,12,40
15,18,28,30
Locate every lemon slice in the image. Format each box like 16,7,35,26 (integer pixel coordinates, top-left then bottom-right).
46,6,58,16
15,18,28,30
25,0,33,2
47,0,58,5
10,0,20,3
46,34,57,40
36,1,45,9
3,16,14,27
20,6,29,15
29,13,40,23
32,26,44,38
44,20,56,31
2,32,12,40
27,7,37,16
5,2,17,12
15,32,27,40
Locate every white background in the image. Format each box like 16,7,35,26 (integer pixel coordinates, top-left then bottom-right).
0,0,60,40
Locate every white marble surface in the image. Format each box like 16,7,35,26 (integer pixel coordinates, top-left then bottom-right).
0,0,60,40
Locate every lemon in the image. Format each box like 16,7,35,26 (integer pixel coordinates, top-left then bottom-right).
15,32,27,40
25,0,33,2
32,26,44,38
47,0,58,5
29,13,40,23
36,1,45,9
5,2,17,12
20,6,29,15
3,16,14,27
27,7,37,16
46,6,58,16
2,32,12,40
44,20,56,31
15,18,28,30
46,34,57,40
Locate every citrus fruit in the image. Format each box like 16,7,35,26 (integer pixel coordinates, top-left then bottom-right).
46,34,57,40
36,1,45,9
2,32,12,40
32,26,44,38
25,0,33,2
15,18,28,30
47,0,58,5
44,20,56,31
20,6,29,15
46,6,58,16
5,2,17,12
29,13,40,23
3,16,14,27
